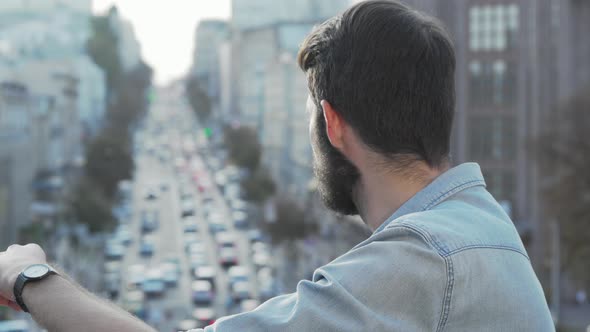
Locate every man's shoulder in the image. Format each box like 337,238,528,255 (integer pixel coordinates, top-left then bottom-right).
378,195,528,259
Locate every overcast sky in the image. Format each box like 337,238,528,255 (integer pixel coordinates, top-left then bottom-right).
92,0,231,85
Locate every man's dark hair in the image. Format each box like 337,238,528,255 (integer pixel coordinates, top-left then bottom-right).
298,0,456,168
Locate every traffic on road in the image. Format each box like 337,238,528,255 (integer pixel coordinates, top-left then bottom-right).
101,95,278,331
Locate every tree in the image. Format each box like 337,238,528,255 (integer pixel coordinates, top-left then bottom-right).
241,167,276,203
186,76,212,121
535,87,590,288
84,129,134,199
266,197,318,244
67,179,116,233
87,11,122,93
224,126,261,171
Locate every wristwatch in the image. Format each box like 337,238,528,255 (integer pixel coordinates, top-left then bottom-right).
13,264,57,312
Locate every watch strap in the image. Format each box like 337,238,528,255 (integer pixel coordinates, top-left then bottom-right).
13,273,30,312
13,266,57,313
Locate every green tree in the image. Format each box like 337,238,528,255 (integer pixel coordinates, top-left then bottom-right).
67,179,116,233
84,130,134,199
266,197,317,244
241,167,276,203
87,10,122,92
186,76,212,121
535,87,590,288
224,126,261,171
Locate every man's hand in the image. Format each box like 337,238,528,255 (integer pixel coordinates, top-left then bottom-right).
0,243,48,310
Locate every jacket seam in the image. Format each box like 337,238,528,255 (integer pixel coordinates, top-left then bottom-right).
444,245,530,260
387,224,453,332
422,179,485,211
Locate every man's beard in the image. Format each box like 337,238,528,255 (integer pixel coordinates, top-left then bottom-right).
311,112,360,216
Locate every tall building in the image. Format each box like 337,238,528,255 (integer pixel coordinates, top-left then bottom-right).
0,82,37,248
0,0,91,14
192,20,230,112
404,0,590,285
229,0,351,128
107,8,142,72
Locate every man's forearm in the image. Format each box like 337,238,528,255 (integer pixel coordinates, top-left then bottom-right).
23,274,155,332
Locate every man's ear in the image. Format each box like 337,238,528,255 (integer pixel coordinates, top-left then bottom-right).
321,100,345,150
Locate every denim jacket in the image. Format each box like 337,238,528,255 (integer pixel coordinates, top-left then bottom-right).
190,163,554,331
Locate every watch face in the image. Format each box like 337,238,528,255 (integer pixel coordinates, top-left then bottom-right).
24,264,50,279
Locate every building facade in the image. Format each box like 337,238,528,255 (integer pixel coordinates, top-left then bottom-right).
404,0,590,287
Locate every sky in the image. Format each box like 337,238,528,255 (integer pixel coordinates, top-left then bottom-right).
92,0,231,85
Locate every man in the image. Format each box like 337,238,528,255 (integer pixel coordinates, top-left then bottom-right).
0,1,554,331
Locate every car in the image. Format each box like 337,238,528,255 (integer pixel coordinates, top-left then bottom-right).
208,218,228,234
184,233,199,247
122,290,146,320
192,307,216,328
159,182,170,192
181,200,196,217
240,299,260,313
215,232,237,249
139,237,155,257
188,252,209,273
229,199,248,211
104,273,120,299
193,265,216,289
253,252,271,269
163,255,182,274
219,247,238,267
127,264,146,288
187,242,206,256
183,219,199,233
104,243,125,261
140,211,159,233
176,320,198,331
227,266,249,285
230,281,252,302
161,263,180,287
104,261,121,275
191,280,214,305
248,229,265,243
142,270,165,297
232,211,249,229
144,188,158,200
251,242,270,254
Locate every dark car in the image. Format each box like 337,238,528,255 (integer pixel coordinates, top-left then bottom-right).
141,211,159,233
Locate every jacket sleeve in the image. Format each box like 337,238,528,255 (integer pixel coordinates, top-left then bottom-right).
189,226,447,332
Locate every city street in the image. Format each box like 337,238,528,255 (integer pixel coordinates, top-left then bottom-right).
110,93,263,331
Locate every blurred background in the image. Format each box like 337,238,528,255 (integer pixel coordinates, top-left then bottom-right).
0,0,588,331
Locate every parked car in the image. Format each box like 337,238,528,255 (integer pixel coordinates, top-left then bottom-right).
104,243,125,261
140,211,159,233
161,263,180,287
219,247,239,267
127,264,146,288
144,188,158,201
193,265,216,289
228,266,250,286
122,290,146,320
215,232,237,249
139,236,155,257
176,320,198,331
231,281,252,302
142,270,165,297
181,200,196,218
192,307,216,328
248,229,266,243
191,280,214,305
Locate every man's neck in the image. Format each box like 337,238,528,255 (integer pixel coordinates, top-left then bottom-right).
354,163,448,231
